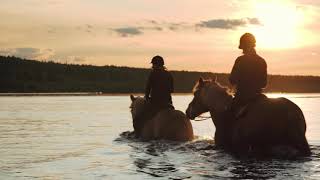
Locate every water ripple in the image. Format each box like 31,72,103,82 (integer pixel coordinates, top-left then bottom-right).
115,131,320,179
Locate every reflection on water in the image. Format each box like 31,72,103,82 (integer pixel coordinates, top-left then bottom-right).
115,131,319,179
0,95,320,179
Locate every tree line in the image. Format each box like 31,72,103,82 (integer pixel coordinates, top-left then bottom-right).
1,55,320,93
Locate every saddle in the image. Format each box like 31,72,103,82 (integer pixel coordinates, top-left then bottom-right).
133,102,174,137
232,94,267,119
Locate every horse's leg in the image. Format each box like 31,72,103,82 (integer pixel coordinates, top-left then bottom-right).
287,107,311,156
174,116,194,141
153,116,161,139
185,118,194,141
141,119,155,140
172,111,193,141
230,125,251,155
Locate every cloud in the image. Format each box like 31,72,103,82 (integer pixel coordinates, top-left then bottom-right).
110,17,261,37
73,24,95,34
86,24,93,29
140,26,163,31
197,18,261,29
247,18,261,25
153,27,163,31
15,48,40,56
0,48,55,59
168,23,185,31
86,24,94,33
47,26,56,34
61,56,87,63
113,27,143,37
148,20,158,25
73,56,86,62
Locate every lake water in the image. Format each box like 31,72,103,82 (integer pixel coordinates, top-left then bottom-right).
0,94,320,179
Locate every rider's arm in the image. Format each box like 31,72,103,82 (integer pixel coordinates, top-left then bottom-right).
260,59,268,88
145,72,153,99
169,73,174,93
229,58,240,86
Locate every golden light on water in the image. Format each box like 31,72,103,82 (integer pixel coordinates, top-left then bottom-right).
248,1,306,49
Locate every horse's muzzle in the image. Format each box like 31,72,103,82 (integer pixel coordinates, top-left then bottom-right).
186,106,195,120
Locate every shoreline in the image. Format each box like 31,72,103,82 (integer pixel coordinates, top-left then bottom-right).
1,92,320,97
0,92,192,96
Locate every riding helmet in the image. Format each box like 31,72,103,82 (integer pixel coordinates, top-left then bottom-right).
151,55,164,66
239,33,256,49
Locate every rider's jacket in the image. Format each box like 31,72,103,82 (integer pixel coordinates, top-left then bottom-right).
229,52,267,95
145,68,174,105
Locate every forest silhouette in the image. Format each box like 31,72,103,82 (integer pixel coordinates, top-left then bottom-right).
1,55,320,93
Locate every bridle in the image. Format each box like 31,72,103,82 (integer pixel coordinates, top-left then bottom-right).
193,115,212,121
191,89,212,122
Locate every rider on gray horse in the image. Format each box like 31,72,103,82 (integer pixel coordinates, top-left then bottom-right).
133,55,174,137
145,55,174,108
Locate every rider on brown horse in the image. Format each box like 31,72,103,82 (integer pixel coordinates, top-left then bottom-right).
229,33,268,116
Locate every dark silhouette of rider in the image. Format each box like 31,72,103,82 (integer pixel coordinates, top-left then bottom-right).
145,55,174,107
133,55,174,137
229,33,267,113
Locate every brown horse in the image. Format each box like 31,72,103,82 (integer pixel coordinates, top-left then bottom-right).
186,78,311,156
130,95,193,141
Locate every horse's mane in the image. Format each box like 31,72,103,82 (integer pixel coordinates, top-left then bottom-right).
130,96,149,120
192,78,232,95
192,79,211,93
130,96,145,107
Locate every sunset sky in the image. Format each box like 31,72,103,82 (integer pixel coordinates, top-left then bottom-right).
0,0,319,75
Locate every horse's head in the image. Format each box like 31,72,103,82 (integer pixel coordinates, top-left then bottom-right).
186,77,232,120
129,95,147,119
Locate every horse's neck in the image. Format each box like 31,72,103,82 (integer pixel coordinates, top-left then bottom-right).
209,110,217,126
133,99,147,117
205,89,232,113
206,92,232,127
198,84,232,129
204,85,232,111
209,110,225,127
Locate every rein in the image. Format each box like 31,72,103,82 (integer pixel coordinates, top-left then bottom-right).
193,115,212,121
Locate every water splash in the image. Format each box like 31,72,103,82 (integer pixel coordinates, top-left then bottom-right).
115,131,320,179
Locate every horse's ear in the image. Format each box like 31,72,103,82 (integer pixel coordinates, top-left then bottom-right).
130,94,135,101
199,77,204,85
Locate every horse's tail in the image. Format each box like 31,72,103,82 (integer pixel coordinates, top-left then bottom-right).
286,99,311,156
171,110,194,141
149,109,193,141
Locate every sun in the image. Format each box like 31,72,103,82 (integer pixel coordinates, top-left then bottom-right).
247,1,306,49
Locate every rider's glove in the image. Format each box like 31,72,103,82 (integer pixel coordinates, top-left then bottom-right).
144,96,150,101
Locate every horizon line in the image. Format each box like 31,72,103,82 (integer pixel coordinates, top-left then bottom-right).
1,55,320,78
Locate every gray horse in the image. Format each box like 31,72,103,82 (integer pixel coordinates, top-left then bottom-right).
130,95,193,141
186,78,310,157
